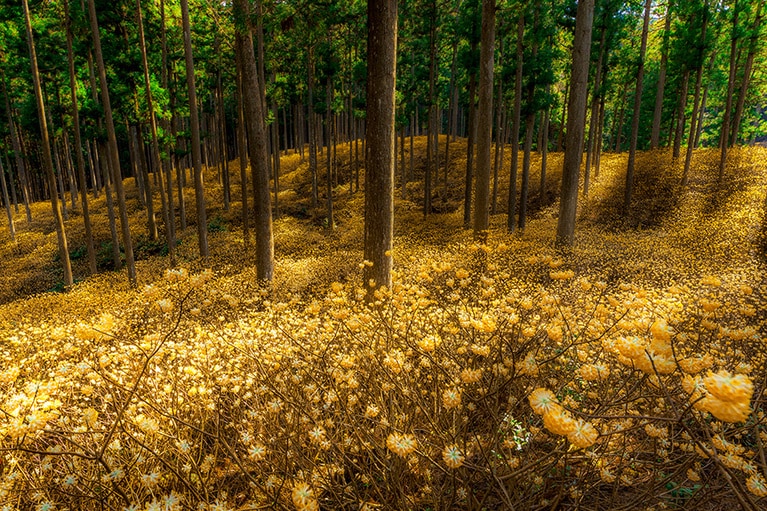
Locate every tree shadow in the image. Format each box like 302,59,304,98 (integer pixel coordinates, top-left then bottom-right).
581,150,683,230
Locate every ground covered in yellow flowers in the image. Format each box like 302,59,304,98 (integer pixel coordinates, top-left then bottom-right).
1,141,766,510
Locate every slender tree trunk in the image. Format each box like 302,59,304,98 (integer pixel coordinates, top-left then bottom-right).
556,79,569,152
651,4,672,149
424,7,437,216
235,41,249,243
364,0,397,299
507,12,524,233
731,0,763,147
326,74,334,230
624,0,652,214
272,98,280,217
235,0,274,281
463,69,477,228
682,4,710,187
308,47,318,209
65,0,97,273
0,158,15,241
444,39,458,196
136,0,175,266
89,0,137,286
2,72,32,224
473,0,495,240
718,3,740,182
556,0,594,248
672,69,690,159
519,5,539,230
539,86,550,206
584,22,606,197
180,0,209,259
491,39,504,215
23,0,73,287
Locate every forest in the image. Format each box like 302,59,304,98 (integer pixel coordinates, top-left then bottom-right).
1,0,766,509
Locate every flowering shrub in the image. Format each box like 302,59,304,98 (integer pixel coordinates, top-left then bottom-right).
0,145,766,510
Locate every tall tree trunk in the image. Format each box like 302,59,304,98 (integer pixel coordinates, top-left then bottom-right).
731,0,764,147
473,0,496,240
507,12,524,233
624,0,652,214
491,38,504,215
272,98,280,217
424,6,437,217
326,74,334,230
181,0,209,258
136,0,175,266
682,4,710,187
364,0,397,300
584,21,607,197
0,158,15,241
444,39,458,196
2,71,32,224
519,4,539,230
235,41,249,243
672,69,690,159
65,0,97,274
556,0,594,248
235,0,274,281
23,0,73,287
308,47,318,209
651,4,673,149
718,1,741,181
89,0,137,286
463,67,477,228
539,85,550,206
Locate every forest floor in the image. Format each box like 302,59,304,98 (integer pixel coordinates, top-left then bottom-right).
1,139,766,510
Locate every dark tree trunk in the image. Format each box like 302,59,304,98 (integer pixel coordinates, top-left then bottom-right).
235,0,274,281
651,4,673,149
89,0,137,286
65,0,97,273
624,0,652,214
180,0,209,258
507,12,524,233
556,0,594,247
23,0,73,286
364,0,397,300
473,0,496,239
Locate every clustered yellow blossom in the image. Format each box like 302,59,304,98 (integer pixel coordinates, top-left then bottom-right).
696,370,754,423
528,388,598,448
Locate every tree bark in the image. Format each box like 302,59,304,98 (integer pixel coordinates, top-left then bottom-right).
0,157,15,241
23,0,73,287
682,3,710,187
507,12,524,233
651,4,672,149
65,0,97,273
136,0,175,266
624,0,652,214
731,0,764,147
555,0,594,248
364,0,397,300
2,71,32,224
180,0,209,259
473,0,496,240
235,0,274,281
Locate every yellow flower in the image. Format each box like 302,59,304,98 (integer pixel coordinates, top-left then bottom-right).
703,371,753,403
292,482,319,511
746,474,767,498
386,432,417,457
442,388,462,409
543,408,576,436
567,419,598,448
701,396,750,423
442,445,465,469
416,335,441,352
528,388,559,415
